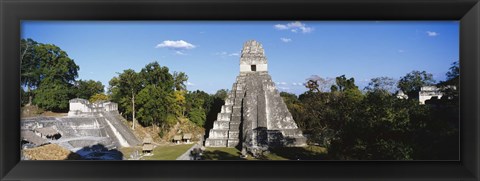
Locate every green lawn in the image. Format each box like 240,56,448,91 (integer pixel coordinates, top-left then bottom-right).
119,147,137,159
144,144,194,160
203,145,327,160
120,144,194,160
202,147,251,160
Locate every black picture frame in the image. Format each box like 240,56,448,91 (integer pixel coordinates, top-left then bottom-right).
1,0,479,180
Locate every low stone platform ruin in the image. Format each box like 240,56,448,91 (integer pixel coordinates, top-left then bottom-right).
21,99,140,155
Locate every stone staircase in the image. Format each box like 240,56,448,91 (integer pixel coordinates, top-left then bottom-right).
204,76,247,147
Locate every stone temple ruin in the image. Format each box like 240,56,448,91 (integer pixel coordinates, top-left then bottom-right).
204,40,307,153
21,99,140,160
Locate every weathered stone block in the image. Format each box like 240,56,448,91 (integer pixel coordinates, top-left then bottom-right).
227,139,240,147
205,138,228,147
213,121,230,129
228,130,239,138
209,129,229,139
217,113,231,121
221,105,232,113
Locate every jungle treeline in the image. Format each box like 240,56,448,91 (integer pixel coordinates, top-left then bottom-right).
280,63,459,160
21,38,459,160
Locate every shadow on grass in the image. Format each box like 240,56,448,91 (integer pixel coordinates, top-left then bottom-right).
268,146,329,160
202,150,247,160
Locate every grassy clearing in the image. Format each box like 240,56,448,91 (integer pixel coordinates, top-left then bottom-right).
144,144,194,160
203,145,327,160
202,147,250,160
120,144,194,160
119,147,138,159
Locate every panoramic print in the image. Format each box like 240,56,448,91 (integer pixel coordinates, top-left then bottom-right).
20,21,459,160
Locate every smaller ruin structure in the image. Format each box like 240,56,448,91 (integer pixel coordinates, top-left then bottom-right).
21,98,140,160
418,85,457,104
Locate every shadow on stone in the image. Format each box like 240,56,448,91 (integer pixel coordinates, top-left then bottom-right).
203,97,225,140
71,144,124,160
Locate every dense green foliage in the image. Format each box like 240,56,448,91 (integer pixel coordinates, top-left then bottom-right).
397,70,435,99
89,93,109,103
281,63,459,160
74,80,104,100
108,62,221,132
20,38,106,112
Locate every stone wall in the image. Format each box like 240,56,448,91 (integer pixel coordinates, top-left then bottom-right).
68,98,118,116
418,86,456,104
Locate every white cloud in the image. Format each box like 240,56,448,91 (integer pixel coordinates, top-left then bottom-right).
278,86,290,90
280,38,292,43
228,53,240,57
274,24,288,30
274,21,314,33
299,26,313,33
292,82,303,86
156,40,196,50
215,51,240,57
175,51,186,55
426,31,439,37
276,82,287,85
186,82,195,86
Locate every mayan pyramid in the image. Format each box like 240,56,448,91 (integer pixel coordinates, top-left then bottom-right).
204,40,307,150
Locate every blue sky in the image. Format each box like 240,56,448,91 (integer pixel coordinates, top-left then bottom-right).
21,21,459,95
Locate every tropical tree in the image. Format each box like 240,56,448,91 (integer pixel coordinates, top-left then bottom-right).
75,80,104,100
33,79,75,112
20,39,40,105
397,70,435,99
21,39,80,109
140,62,174,88
365,77,397,93
136,85,170,129
304,75,334,92
173,71,189,91
26,42,80,111
186,90,211,127
89,93,109,103
117,69,143,130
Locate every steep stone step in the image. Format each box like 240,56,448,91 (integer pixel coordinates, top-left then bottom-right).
208,129,229,138
231,107,242,117
205,138,228,147
213,121,230,129
229,121,241,130
225,98,234,105
221,105,232,113
228,130,239,138
234,97,243,105
217,113,231,121
227,139,240,147
235,90,245,98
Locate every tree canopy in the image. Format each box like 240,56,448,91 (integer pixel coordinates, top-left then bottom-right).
282,66,458,160
397,70,435,99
